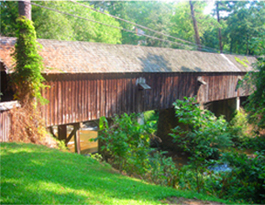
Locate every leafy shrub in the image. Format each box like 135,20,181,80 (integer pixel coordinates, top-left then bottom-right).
97,113,179,187
228,109,253,147
245,56,265,130
219,151,265,203
169,97,233,193
170,97,232,162
97,113,151,174
144,110,159,134
145,151,178,187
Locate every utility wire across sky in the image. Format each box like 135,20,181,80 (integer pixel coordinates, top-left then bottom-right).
30,2,196,50
30,1,226,53
69,0,221,53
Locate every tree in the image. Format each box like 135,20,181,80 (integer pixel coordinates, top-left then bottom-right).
215,1,223,53
10,16,48,143
0,1,18,36
189,1,201,51
92,1,174,47
220,1,265,55
12,17,45,104
245,35,265,130
1,1,122,44
170,1,219,51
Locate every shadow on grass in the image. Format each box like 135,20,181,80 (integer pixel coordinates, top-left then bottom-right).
1,142,185,204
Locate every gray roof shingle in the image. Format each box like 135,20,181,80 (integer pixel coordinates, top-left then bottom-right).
0,37,256,74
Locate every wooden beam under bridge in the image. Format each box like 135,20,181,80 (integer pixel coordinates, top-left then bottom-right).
56,123,82,154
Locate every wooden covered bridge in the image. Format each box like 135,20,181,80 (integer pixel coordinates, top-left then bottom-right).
0,36,256,151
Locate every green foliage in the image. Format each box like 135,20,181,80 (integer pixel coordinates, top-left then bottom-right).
0,1,18,37
147,151,178,187
170,97,232,161
245,56,265,130
171,150,265,203
221,1,265,55
170,1,219,52
98,113,150,174
219,151,265,203
249,32,265,56
11,17,46,105
169,97,232,193
144,110,159,135
228,109,252,147
32,2,122,44
0,1,122,44
97,113,179,187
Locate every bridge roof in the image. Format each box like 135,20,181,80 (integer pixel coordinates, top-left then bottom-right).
0,37,256,74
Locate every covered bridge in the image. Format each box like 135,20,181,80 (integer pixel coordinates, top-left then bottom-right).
0,37,256,148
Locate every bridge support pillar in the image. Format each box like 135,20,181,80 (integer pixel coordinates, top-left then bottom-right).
74,123,81,154
236,96,240,111
157,107,188,151
58,125,67,141
205,97,238,122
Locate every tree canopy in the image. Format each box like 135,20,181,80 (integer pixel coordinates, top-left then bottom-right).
1,1,122,44
1,1,264,54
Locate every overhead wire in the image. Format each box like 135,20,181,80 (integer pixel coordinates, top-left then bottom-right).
30,2,196,50
69,0,220,53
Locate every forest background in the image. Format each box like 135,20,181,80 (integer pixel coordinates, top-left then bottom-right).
1,1,264,56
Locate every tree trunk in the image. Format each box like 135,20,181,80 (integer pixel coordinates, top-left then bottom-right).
18,0,31,20
216,2,223,53
189,1,201,51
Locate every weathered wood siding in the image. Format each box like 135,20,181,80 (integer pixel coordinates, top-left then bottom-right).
40,72,250,127
0,110,11,142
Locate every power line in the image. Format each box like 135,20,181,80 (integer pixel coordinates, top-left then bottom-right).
30,2,196,50
69,0,220,53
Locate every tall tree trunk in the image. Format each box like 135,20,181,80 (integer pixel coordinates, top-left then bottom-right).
18,0,31,20
189,0,201,51
216,2,223,53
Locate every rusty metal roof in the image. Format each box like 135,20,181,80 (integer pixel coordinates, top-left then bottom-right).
0,36,256,74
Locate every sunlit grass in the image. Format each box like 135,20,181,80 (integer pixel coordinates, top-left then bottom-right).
1,143,230,204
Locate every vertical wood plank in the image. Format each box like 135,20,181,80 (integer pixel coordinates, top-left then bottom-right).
173,74,178,102
100,76,105,117
74,124,81,154
66,78,70,124
112,78,117,116
131,77,136,113
88,79,92,120
127,78,132,114
85,77,89,121
96,78,100,119
92,79,97,120
54,80,58,126
105,78,109,118
107,78,112,117
57,80,61,125
116,78,121,115
82,76,85,121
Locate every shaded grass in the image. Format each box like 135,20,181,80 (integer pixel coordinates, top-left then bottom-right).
1,143,230,204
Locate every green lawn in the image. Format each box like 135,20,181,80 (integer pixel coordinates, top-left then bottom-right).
1,143,229,204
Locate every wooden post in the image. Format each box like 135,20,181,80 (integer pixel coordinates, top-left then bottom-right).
58,125,67,141
18,0,31,20
74,123,81,154
236,97,240,111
